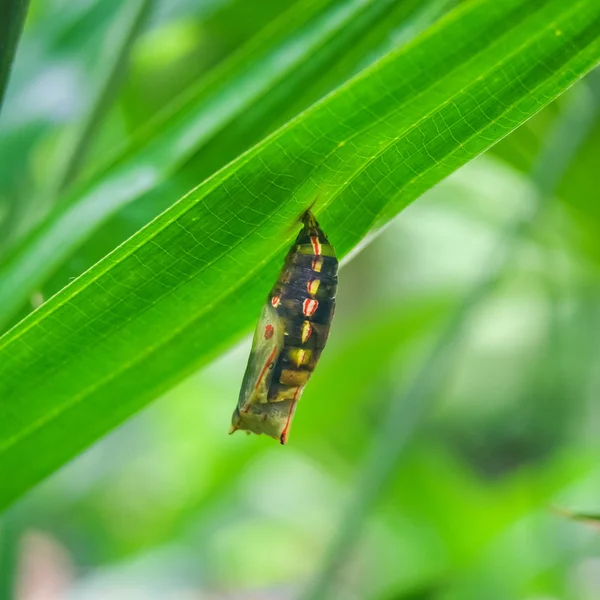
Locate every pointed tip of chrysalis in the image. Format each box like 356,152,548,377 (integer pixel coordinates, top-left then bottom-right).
294,197,319,227
301,198,319,228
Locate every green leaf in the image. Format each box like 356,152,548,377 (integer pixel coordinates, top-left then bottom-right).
6,0,156,250
0,0,439,326
52,0,155,194
0,0,599,511
0,0,29,113
0,0,30,267
0,0,149,253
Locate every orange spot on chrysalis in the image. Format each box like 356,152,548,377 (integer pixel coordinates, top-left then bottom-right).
311,257,323,272
271,295,281,308
264,324,274,339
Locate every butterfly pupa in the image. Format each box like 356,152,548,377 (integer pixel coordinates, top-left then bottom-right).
229,209,338,444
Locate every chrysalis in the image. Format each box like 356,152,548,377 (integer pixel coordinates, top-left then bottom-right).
229,209,338,444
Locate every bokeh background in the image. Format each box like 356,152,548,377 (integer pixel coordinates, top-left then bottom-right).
2,1,600,599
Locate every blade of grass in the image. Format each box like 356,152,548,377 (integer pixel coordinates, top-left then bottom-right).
53,0,155,194
0,0,227,211
2,0,156,254
0,0,599,511
0,0,30,264
0,0,29,114
0,1,154,256
299,78,600,600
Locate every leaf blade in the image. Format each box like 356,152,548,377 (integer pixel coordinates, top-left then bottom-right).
0,0,29,114
53,0,156,193
0,0,599,511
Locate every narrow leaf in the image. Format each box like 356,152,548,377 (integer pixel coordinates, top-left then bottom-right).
0,0,29,114
53,0,155,193
6,0,156,250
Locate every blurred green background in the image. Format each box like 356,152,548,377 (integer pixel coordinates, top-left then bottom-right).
2,0,600,599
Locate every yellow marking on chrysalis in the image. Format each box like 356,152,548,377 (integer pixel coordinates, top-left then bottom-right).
301,320,313,343
291,348,312,367
307,279,320,295
311,257,323,272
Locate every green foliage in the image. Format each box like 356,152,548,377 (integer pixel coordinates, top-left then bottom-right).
0,0,29,112
2,0,600,598
1,0,599,512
